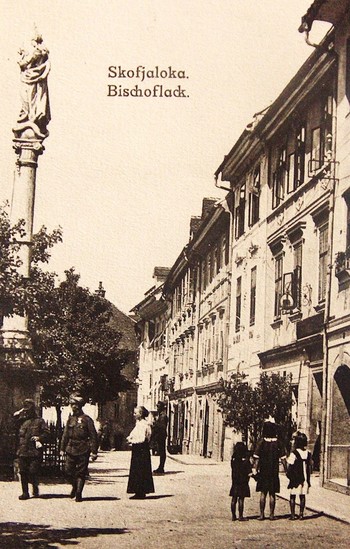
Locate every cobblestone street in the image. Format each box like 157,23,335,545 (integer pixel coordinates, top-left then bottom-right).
0,451,349,548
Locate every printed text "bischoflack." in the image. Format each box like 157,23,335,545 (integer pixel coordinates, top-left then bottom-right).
107,84,188,98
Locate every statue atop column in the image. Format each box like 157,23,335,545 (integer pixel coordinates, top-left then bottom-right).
13,33,51,140
0,32,52,468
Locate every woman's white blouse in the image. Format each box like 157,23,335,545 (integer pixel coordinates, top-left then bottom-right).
127,419,152,444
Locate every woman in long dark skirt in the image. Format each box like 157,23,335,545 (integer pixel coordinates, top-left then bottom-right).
127,406,155,499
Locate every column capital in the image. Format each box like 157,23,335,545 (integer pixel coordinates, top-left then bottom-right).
13,137,45,162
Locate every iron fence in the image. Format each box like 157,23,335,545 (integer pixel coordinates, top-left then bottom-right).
41,423,65,475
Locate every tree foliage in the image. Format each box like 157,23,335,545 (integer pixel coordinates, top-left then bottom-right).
0,205,131,412
0,203,62,318
218,371,295,449
217,373,255,443
30,268,131,408
0,204,26,317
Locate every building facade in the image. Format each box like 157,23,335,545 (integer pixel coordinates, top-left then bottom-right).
164,198,231,460
217,27,337,467
131,267,170,413
133,0,350,493
300,0,350,492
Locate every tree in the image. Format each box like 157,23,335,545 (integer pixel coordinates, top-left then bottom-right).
0,202,62,320
0,204,27,318
218,371,295,450
255,372,295,448
217,372,255,444
0,205,131,427
29,268,131,427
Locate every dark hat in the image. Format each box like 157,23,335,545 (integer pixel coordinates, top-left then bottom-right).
69,393,85,406
23,398,36,410
138,406,149,419
157,401,165,409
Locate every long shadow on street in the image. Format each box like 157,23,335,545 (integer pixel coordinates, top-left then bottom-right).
0,522,129,549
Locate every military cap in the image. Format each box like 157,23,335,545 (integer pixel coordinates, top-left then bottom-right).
23,398,36,410
69,393,85,406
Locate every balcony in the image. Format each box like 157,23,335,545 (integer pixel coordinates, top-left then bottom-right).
335,250,350,285
296,311,324,340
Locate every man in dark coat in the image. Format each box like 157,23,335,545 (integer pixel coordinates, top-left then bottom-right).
14,398,49,500
152,401,168,474
60,394,98,502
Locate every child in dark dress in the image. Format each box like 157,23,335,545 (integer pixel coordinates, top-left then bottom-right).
229,442,252,521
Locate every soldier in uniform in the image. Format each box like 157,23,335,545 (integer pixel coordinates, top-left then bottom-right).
14,398,49,500
60,394,98,502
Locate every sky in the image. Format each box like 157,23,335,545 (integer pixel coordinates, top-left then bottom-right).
0,1,331,314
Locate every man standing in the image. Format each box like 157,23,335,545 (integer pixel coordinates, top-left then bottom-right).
14,398,49,500
60,394,98,502
152,401,168,474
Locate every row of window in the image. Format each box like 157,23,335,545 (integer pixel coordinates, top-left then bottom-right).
234,91,334,240
274,222,328,319
171,314,226,374
172,268,196,315
200,230,229,291
199,320,225,366
173,336,195,375
171,228,329,337
234,221,329,329
172,230,230,316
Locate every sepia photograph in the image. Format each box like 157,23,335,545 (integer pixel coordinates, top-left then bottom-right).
0,0,349,547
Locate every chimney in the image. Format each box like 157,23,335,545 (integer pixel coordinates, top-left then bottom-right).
189,216,201,240
153,267,170,283
95,281,106,298
201,197,219,219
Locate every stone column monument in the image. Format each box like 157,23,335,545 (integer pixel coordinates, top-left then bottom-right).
0,34,51,474
2,33,51,351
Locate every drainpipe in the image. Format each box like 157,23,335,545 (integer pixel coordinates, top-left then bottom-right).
194,252,202,457
299,21,335,52
299,22,320,49
320,185,334,487
320,108,337,487
214,172,231,193
299,16,337,484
